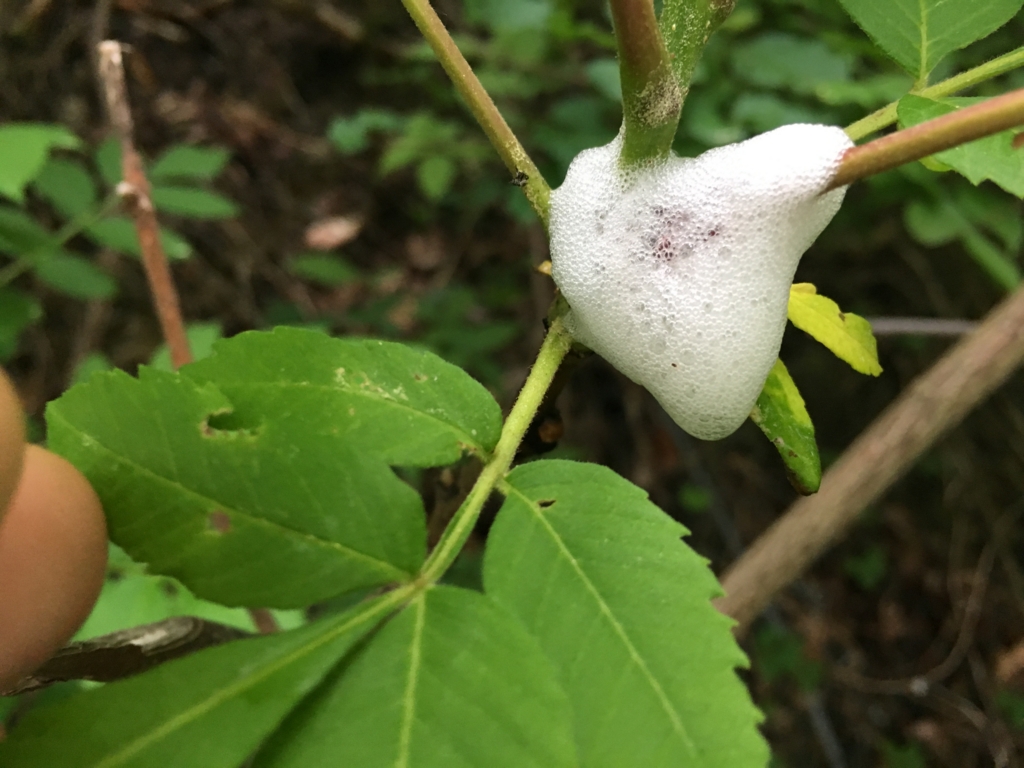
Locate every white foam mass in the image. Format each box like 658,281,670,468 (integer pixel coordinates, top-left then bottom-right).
550,124,853,440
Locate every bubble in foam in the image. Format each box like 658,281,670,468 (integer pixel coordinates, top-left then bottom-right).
549,124,852,440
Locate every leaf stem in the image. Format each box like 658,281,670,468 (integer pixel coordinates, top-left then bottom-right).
846,45,1024,141
829,87,1024,190
611,0,682,165
419,317,573,584
398,0,551,227
658,0,734,97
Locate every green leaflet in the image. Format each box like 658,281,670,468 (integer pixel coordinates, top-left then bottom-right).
151,186,239,220
149,145,231,182
0,595,397,768
788,283,882,376
33,157,98,218
182,327,503,465
0,123,81,203
898,95,1024,199
255,586,576,768
485,460,768,768
75,544,304,640
751,359,821,495
836,0,1022,80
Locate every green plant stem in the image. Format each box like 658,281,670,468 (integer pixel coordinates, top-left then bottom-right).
829,86,1024,190
846,45,1024,141
399,0,551,227
419,317,573,584
0,193,120,289
611,0,681,165
658,0,734,98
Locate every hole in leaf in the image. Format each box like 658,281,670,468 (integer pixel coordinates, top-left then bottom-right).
160,580,179,597
201,409,262,439
208,510,232,533
537,499,556,509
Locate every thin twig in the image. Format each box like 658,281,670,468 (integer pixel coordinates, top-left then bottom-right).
717,281,1024,632
867,317,979,337
95,41,278,636
846,45,1024,141
829,87,1024,191
96,41,192,371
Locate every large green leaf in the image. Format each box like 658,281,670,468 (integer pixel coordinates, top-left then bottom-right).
0,595,396,768
787,283,882,376
182,327,503,464
0,123,81,203
255,586,576,768
898,95,1024,198
46,365,426,608
484,461,768,768
836,0,1022,79
750,359,821,495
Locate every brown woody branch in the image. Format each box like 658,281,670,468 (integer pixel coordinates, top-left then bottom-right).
717,283,1024,632
95,41,279,636
97,41,192,371
828,87,1024,191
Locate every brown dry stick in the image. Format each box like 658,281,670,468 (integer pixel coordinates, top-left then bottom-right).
718,282,1024,632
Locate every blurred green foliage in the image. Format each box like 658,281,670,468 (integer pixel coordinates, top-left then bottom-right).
0,127,237,363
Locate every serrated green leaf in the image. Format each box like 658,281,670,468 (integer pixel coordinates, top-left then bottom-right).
0,287,42,360
35,252,116,300
254,586,576,768
0,595,396,768
787,283,882,375
151,186,239,219
288,253,360,287
149,145,231,181
0,123,81,203
750,359,821,495
45,364,427,608
836,0,1023,79
484,460,768,768
33,157,98,218
898,95,1024,198
86,217,193,260
182,327,503,464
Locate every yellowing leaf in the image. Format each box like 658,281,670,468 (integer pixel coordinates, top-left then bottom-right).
788,283,882,376
751,359,821,495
